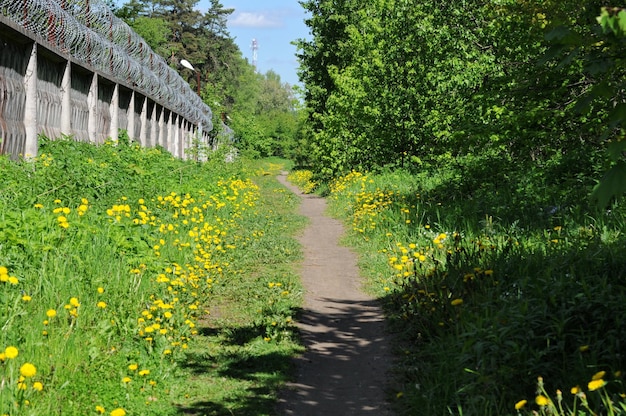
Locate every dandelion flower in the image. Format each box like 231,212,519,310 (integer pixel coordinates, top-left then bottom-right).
122,377,131,383
128,363,138,371
110,408,126,416
571,385,581,395
535,395,550,406
588,379,606,391
69,297,80,307
95,405,105,414
4,346,18,359
451,299,463,306
592,370,606,380
139,369,150,376
515,399,527,410
32,381,43,391
97,301,107,309
97,287,104,294
20,362,37,378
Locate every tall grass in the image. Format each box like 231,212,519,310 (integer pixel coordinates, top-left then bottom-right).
0,137,303,415
295,151,626,415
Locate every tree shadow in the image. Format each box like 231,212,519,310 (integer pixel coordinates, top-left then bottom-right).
276,297,395,415
175,319,298,416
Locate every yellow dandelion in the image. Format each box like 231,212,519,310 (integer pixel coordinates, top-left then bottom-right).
32,381,43,391
46,309,57,318
110,408,126,416
97,287,104,294
515,399,527,410
22,294,32,302
4,346,18,359
535,395,550,406
8,276,18,285
571,385,581,395
451,298,463,306
122,377,131,383
128,363,138,371
95,405,106,414
97,301,107,309
588,379,606,391
20,362,37,378
69,297,80,307
592,371,606,380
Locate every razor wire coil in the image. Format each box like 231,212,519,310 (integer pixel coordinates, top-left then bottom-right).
1,0,211,131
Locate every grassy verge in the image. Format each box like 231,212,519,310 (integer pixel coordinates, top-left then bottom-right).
171,161,306,415
289,162,626,415
0,139,304,415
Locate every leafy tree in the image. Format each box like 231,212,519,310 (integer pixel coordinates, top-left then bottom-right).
115,0,302,158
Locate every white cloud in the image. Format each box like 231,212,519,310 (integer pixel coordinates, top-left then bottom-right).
229,11,283,28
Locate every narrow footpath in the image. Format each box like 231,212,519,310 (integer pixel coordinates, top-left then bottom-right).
276,173,394,416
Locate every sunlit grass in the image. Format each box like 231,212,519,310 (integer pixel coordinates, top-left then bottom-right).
0,139,303,415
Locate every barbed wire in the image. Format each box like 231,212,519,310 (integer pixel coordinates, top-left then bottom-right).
0,0,212,132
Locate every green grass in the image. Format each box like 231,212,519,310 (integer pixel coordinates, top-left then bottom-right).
301,155,626,415
0,138,305,416
171,170,306,416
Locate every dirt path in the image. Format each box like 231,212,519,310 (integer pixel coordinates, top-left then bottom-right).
276,173,394,416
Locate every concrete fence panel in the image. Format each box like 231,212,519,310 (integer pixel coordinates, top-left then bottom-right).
0,0,214,160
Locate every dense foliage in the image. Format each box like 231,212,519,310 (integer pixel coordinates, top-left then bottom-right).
293,1,626,414
296,1,626,205
113,0,302,158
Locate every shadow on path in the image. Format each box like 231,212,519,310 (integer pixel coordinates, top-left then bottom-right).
276,173,394,416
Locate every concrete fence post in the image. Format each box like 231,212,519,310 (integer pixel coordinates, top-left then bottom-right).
23,43,38,158
109,83,119,142
87,73,98,143
127,91,135,140
61,61,71,135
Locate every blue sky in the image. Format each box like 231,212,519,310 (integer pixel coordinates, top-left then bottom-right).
198,0,310,87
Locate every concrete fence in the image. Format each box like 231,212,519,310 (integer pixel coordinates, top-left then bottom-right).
0,0,214,160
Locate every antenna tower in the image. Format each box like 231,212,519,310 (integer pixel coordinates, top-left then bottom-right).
251,38,258,72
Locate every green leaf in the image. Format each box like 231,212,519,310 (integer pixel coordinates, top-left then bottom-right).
619,10,626,35
591,161,626,207
608,103,626,129
608,139,626,161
